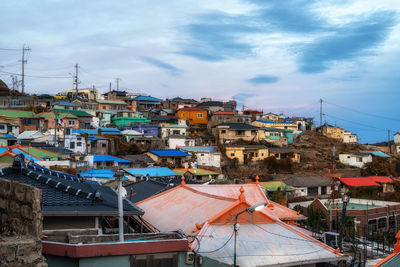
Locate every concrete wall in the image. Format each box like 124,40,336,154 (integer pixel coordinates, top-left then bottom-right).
0,178,47,266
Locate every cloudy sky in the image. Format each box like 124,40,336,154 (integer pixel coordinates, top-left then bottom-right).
1,0,399,143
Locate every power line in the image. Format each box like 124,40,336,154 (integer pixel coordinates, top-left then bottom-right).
0,70,71,79
0,48,21,51
324,100,400,123
324,113,396,133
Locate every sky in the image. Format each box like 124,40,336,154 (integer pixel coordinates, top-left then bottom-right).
0,0,399,144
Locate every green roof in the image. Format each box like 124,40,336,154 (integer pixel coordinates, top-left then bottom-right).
259,181,293,192
173,168,220,176
376,253,400,267
54,109,93,117
97,100,126,104
39,112,78,119
0,110,37,118
111,116,151,127
325,203,380,210
18,146,63,160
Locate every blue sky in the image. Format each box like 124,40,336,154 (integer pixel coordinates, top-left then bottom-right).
0,0,399,143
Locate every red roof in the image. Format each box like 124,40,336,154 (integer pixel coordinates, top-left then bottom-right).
339,176,396,187
214,111,235,115
178,107,206,111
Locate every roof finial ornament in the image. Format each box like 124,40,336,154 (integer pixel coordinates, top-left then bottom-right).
181,175,186,185
255,175,259,184
239,186,246,202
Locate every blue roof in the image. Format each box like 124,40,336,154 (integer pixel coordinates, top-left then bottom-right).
88,136,107,141
0,133,16,139
11,148,41,162
93,154,132,163
257,120,276,124
72,128,121,135
148,150,189,157
133,95,161,102
362,151,391,158
123,167,176,177
178,146,216,153
52,101,81,107
0,147,7,154
78,169,128,180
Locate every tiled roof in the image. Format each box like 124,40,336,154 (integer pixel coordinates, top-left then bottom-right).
39,112,78,119
284,176,332,187
93,154,132,163
0,133,16,139
339,176,397,187
197,101,223,107
0,156,143,216
215,123,259,130
54,109,93,117
123,167,177,177
133,95,162,102
125,179,171,203
148,150,189,157
0,110,37,118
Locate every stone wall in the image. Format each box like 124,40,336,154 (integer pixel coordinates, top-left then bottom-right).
0,178,47,266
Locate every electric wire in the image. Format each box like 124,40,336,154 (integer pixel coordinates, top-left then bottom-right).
0,70,71,79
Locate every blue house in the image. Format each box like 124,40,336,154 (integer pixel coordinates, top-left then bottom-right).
123,124,159,137
78,169,129,183
123,167,177,180
146,150,189,165
90,154,133,168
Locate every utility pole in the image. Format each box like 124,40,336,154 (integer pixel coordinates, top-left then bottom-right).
388,130,391,153
109,82,112,93
320,98,323,127
116,78,120,91
73,64,79,97
21,44,31,94
339,194,350,253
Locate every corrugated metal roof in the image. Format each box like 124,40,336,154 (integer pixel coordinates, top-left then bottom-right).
52,101,80,107
361,151,391,158
93,154,132,163
173,168,219,176
197,223,346,267
0,133,16,139
133,95,161,102
375,253,400,267
178,146,216,152
148,150,189,157
123,167,176,177
339,176,395,187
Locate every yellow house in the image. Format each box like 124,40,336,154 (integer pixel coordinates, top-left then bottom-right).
252,120,298,132
268,147,300,163
319,124,344,140
214,123,261,143
225,145,269,164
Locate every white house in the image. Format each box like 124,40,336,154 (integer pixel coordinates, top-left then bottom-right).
178,146,221,168
339,153,372,168
167,135,195,149
343,131,358,143
394,132,400,144
160,120,188,138
64,132,86,154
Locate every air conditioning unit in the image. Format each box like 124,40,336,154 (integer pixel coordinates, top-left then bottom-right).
185,252,194,264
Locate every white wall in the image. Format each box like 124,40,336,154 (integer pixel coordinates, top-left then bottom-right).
64,134,86,154
394,133,400,144
168,138,195,149
196,151,221,168
339,153,372,168
343,132,358,143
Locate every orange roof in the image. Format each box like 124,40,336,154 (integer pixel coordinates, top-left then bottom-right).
137,182,304,235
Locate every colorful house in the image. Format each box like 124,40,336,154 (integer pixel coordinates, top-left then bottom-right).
253,120,298,133
131,95,162,111
208,111,251,128
97,99,126,111
146,149,189,165
224,145,269,164
176,107,208,125
268,147,301,163
214,123,261,143
0,110,41,133
39,111,80,130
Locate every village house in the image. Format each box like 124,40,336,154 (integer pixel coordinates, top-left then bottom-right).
268,147,301,163
54,108,94,129
111,110,150,128
284,175,333,198
176,107,208,125
173,168,220,182
178,146,221,168
123,167,177,181
126,124,159,137
17,130,53,144
252,119,299,133
51,101,81,110
393,131,400,154
130,95,162,112
243,109,263,121
101,90,129,101
291,198,400,237
40,111,80,131
343,130,358,143
261,127,291,145
339,152,372,168
146,149,189,166
97,99,126,111
89,154,133,168
260,112,282,122
197,100,224,113
338,176,398,194
64,128,111,155
208,111,252,128
161,97,198,110
0,118,19,136
137,182,347,266
167,135,195,149
0,110,42,133
213,122,260,143
0,133,17,146
224,145,269,164
159,120,188,138
65,87,98,101
318,124,358,143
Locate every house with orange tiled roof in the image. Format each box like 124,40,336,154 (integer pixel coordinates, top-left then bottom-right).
137,178,348,266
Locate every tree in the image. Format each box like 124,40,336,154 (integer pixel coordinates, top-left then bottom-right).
362,157,392,176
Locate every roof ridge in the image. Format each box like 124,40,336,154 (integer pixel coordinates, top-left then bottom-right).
183,186,237,201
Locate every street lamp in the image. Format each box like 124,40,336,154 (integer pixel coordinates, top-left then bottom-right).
338,193,350,253
234,202,267,267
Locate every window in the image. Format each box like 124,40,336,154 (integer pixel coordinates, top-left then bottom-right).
0,125,4,130
221,130,226,134
200,154,204,156
77,137,82,141
197,113,203,118
230,153,235,156
236,130,244,136
321,186,327,195
308,187,318,196
70,142,75,149
356,157,362,162
378,217,387,231
173,130,180,135
68,120,75,126
102,105,107,109
102,143,106,148
77,142,82,147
